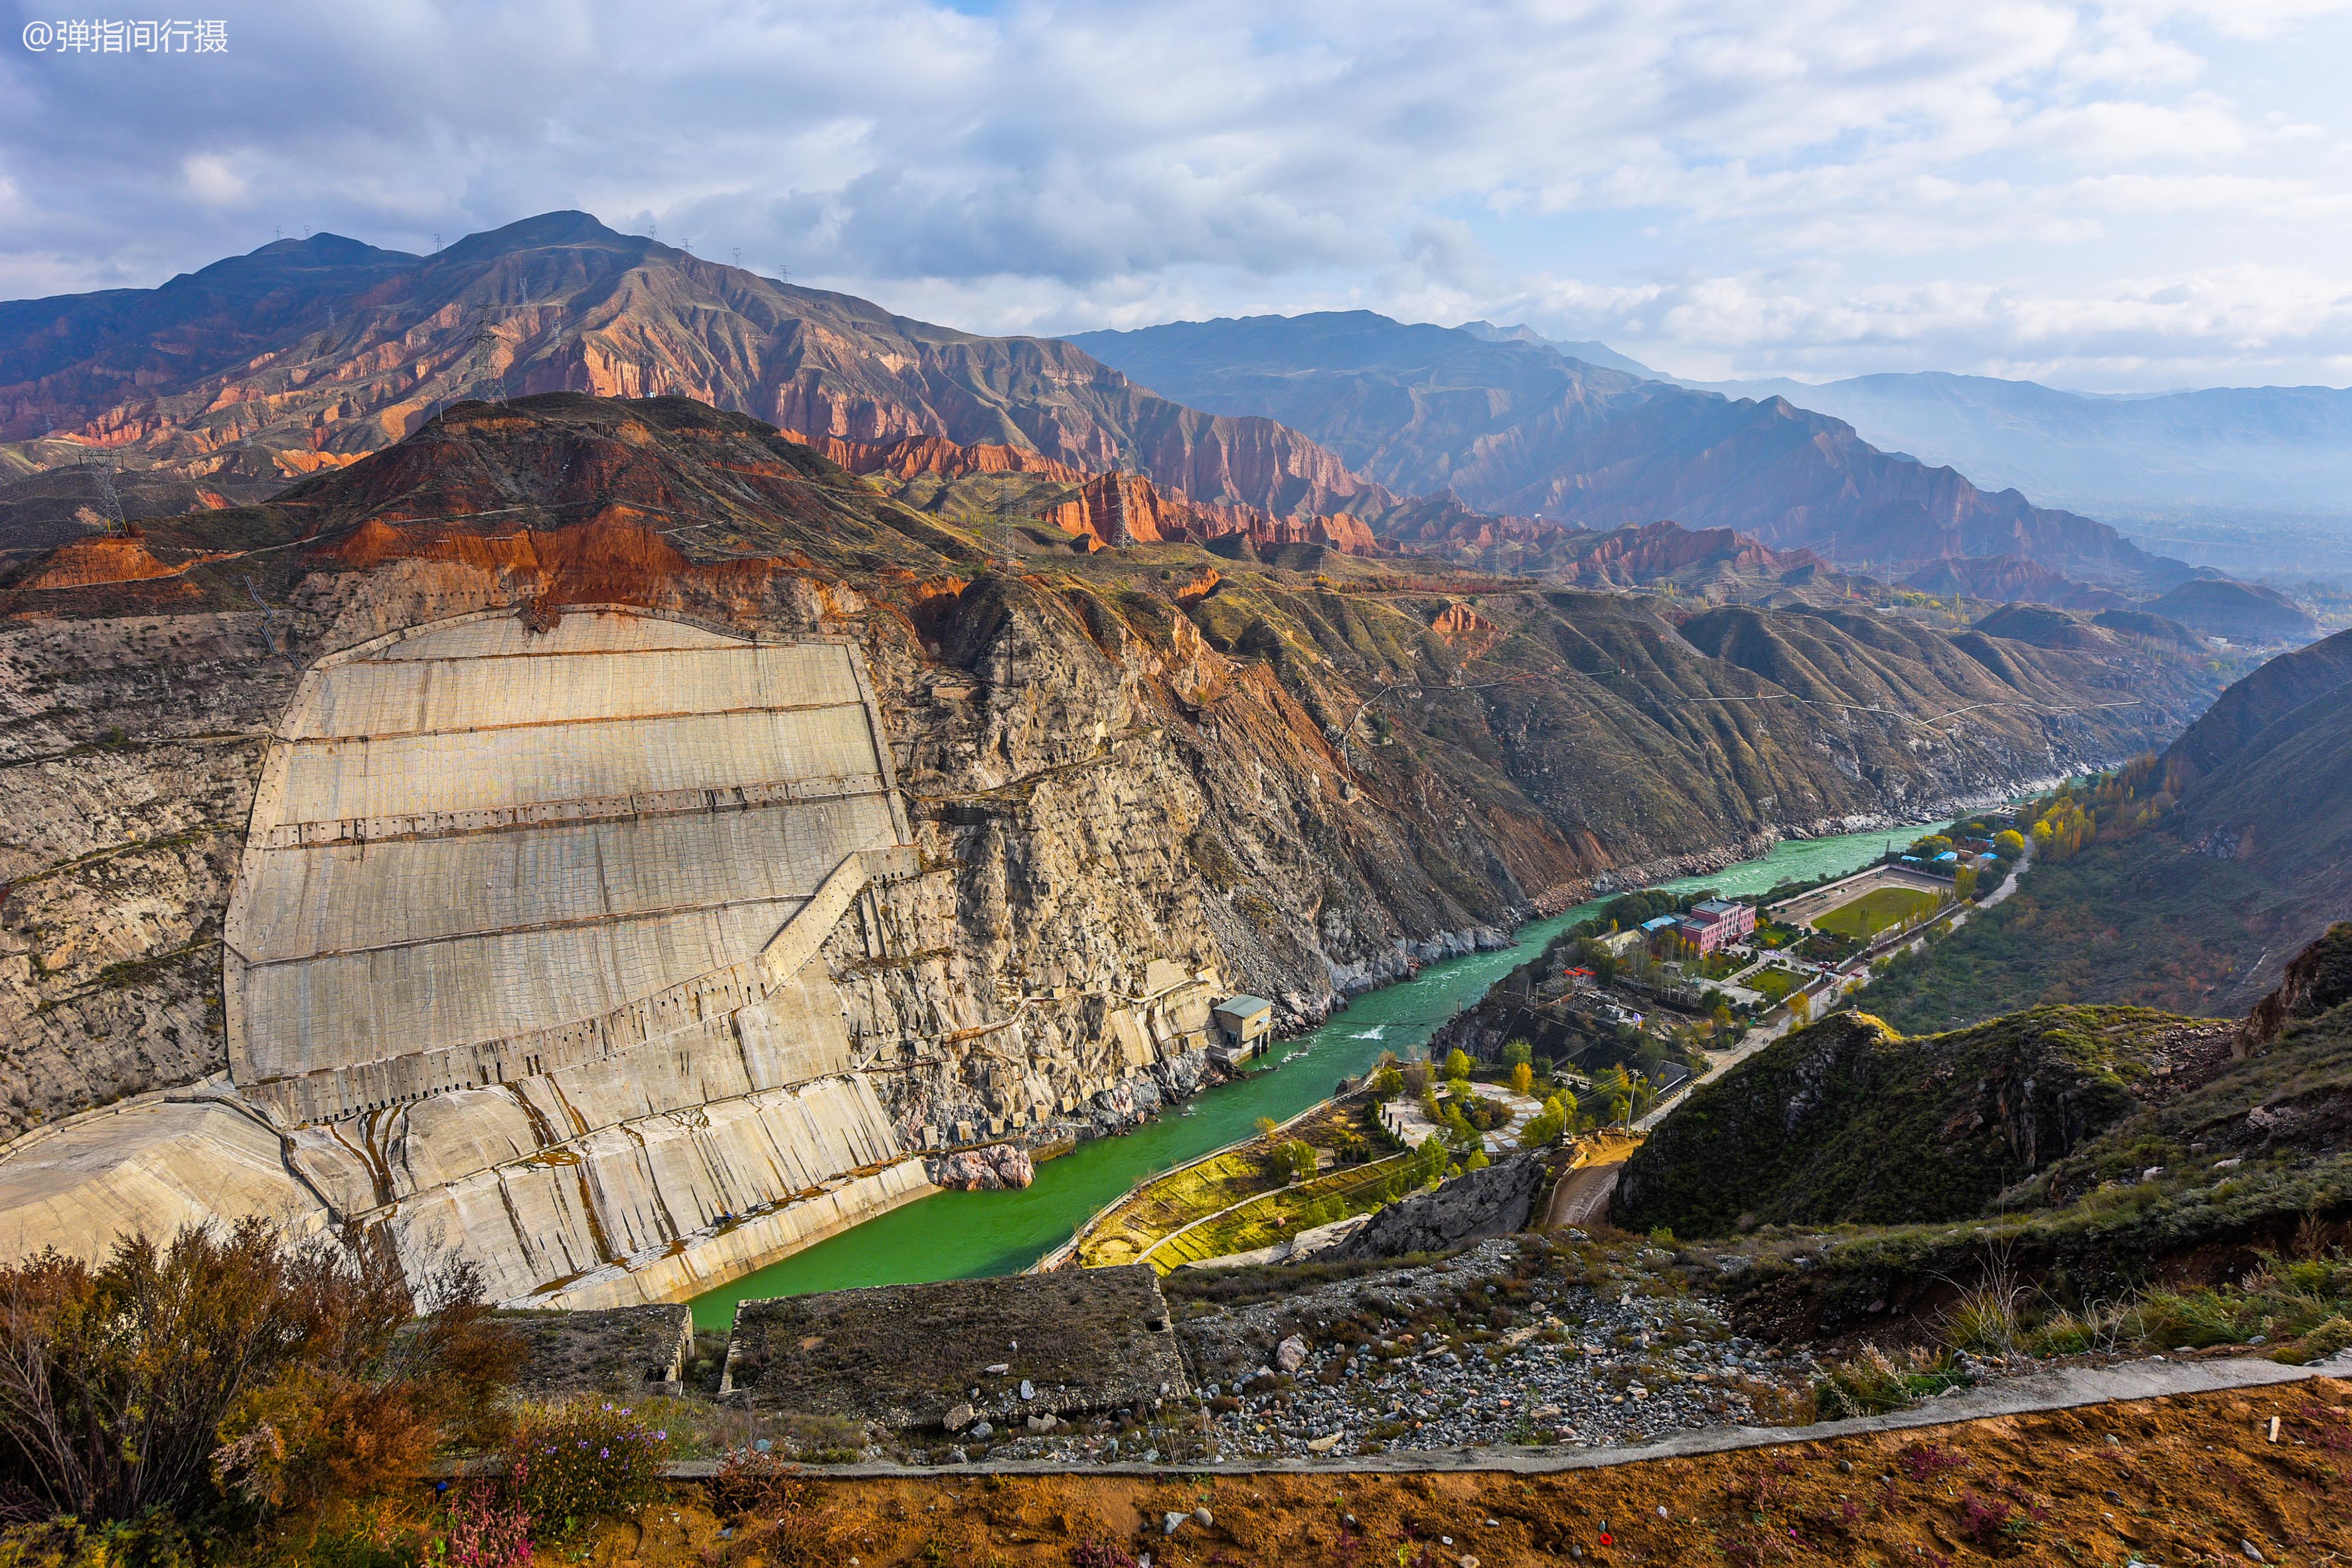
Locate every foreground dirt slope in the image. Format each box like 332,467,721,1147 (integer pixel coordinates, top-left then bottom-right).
522,1381,2350,1567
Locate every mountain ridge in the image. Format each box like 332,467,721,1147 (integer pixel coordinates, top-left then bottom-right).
1859,626,2352,1028
1065,311,2204,592
0,212,1415,530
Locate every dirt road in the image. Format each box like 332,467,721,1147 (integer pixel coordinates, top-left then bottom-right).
1545,1139,1636,1229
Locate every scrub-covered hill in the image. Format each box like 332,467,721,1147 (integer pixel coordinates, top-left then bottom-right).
1619,923,2352,1328
1861,629,2352,1030
1612,1006,2227,1235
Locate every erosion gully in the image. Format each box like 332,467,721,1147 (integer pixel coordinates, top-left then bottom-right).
686,819,1949,1328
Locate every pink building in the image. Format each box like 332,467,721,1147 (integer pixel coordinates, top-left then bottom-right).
1674,898,1757,955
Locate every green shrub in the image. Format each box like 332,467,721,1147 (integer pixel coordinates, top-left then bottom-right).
1518,1109,1564,1149
1814,1343,1964,1418
2276,1315,2352,1365
505,1399,672,1535
2130,1288,2245,1350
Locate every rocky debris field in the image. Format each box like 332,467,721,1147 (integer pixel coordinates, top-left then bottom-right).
1181,1237,1814,1459
942,1235,1824,1467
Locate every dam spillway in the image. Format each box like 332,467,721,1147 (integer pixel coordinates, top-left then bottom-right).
0,605,937,1307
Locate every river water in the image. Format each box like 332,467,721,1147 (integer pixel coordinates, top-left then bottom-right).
685,819,1946,1328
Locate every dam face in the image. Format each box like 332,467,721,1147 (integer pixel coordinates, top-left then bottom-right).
0,606,936,1306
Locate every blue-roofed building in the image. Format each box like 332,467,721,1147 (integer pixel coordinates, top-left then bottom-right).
1640,915,1678,933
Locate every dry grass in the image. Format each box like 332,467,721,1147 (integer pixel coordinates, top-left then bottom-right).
522,1380,2352,1568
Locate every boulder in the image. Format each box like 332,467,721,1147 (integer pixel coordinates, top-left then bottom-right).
1273,1335,1308,1373
925,1142,1037,1191
2240,922,2352,1054
1329,1154,1547,1261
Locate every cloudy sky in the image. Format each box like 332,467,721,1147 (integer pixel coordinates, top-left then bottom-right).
4,0,2351,389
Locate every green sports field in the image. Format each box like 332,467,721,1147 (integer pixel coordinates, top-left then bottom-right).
1811,885,1942,940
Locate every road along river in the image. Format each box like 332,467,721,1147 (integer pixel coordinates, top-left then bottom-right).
685,818,1952,1328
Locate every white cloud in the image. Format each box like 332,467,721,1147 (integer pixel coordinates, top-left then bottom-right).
179,153,249,208
0,0,2349,384
1504,264,2352,386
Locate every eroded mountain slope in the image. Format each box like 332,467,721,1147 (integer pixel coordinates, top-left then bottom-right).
0,394,2223,1152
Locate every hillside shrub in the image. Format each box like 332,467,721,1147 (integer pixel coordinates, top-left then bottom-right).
708,1447,839,1565
1814,1343,1966,1418
504,1399,672,1535
436,1484,533,1568
0,1219,518,1526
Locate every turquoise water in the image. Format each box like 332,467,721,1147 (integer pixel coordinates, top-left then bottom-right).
684,818,1948,1327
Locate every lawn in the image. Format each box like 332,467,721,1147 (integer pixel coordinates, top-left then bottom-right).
1812,886,1942,941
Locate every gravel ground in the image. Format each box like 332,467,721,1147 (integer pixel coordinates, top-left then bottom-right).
951,1233,1826,1465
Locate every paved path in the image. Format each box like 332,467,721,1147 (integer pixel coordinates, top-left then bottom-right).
1629,1012,1791,1135
627,1348,2352,1478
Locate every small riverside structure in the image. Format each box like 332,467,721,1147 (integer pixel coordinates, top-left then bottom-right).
1212,994,1275,1061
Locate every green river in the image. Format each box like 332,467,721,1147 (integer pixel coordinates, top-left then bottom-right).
686,819,1945,1328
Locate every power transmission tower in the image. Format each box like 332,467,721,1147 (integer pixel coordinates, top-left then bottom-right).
457,317,505,402
432,232,442,252
92,458,127,537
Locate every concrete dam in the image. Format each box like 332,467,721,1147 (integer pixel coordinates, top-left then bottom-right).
0,605,989,1306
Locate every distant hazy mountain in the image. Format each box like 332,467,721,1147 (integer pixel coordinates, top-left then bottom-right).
1680,369,2352,571
1067,311,2201,591
1439,330,2352,575
1454,321,1660,378
2138,578,2322,645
